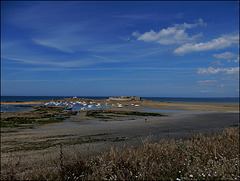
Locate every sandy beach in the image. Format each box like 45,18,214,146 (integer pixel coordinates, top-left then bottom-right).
1,99,239,172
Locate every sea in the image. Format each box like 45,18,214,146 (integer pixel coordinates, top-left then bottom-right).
1,96,239,104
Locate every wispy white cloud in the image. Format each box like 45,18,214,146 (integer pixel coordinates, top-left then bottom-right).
92,55,119,63
2,39,124,68
2,77,193,83
132,31,140,37
31,24,89,53
116,12,184,21
200,90,209,93
2,55,96,67
213,52,237,59
115,14,155,20
173,18,206,29
228,56,239,63
1,80,69,82
32,39,74,53
174,34,239,55
133,19,205,45
211,60,224,66
233,57,240,62
2,66,196,72
197,66,239,75
197,79,218,85
120,36,131,41
176,13,184,19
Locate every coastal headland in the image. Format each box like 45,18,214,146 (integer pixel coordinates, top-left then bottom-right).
1,97,239,179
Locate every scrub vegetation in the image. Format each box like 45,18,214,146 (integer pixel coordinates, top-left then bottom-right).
1,127,239,180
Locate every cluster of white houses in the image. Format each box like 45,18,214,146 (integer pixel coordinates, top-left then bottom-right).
109,96,141,101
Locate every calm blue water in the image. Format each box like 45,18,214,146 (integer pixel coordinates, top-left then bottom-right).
1,96,108,102
1,105,36,112
143,97,239,104
1,96,239,104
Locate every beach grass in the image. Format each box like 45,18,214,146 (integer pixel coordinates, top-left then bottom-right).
1,126,239,180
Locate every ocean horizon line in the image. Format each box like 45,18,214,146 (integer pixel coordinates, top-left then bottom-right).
1,96,239,98
1,96,239,104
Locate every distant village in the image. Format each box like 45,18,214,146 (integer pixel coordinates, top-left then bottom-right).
109,96,141,101
70,96,142,102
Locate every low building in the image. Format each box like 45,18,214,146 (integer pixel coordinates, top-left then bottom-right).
109,96,141,101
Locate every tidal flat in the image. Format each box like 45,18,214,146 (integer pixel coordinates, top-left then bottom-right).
0,98,239,180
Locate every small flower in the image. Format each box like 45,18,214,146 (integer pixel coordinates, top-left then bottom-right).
189,174,193,178
176,178,181,181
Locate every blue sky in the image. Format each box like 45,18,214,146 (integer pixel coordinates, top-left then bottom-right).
1,1,239,97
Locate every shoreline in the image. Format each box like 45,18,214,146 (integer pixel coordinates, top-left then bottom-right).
1,97,239,105
1,98,239,108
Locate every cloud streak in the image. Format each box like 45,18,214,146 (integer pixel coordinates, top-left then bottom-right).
32,39,74,53
2,77,192,83
197,79,218,85
31,24,90,53
2,55,96,67
174,34,239,55
213,52,237,59
197,67,239,75
2,66,197,72
228,56,240,63
200,91,209,93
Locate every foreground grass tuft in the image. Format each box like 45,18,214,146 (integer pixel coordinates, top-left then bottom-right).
1,127,239,180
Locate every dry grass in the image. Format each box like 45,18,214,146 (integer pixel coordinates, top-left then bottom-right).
1,127,239,181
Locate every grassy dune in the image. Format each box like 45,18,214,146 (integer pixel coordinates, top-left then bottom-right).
1,127,239,180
